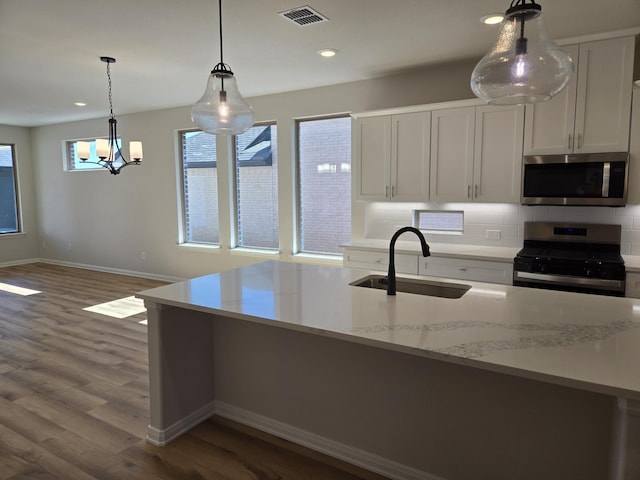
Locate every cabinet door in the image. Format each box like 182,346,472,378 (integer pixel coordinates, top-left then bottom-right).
523,45,579,155
429,107,475,202
626,89,640,204
473,105,524,203
574,36,634,153
343,248,419,275
353,116,391,200
418,256,513,284
391,112,431,201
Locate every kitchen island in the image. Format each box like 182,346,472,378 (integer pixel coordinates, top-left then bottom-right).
137,261,640,480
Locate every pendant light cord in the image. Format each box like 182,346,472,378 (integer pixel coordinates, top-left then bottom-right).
218,0,224,65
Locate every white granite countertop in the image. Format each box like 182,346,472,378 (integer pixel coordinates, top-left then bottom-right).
138,261,640,400
342,240,640,272
342,240,521,262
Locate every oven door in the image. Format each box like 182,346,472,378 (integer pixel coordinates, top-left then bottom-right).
513,258,626,296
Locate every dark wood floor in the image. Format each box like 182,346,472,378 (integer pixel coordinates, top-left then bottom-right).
0,263,387,480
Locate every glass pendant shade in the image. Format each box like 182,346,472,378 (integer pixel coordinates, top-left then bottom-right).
191,69,255,135
470,4,574,105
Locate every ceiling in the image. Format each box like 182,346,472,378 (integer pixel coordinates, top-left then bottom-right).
2,0,639,127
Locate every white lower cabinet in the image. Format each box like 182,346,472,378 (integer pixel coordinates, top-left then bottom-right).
418,256,513,285
343,247,514,284
342,248,418,275
625,273,640,299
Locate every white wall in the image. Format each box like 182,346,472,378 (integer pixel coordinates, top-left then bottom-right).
28,59,477,279
360,202,640,255
0,124,39,265
19,62,640,278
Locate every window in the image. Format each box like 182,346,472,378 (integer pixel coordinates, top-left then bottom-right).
66,138,122,171
0,144,19,234
297,116,351,255
234,124,279,250
414,210,464,234
179,130,219,244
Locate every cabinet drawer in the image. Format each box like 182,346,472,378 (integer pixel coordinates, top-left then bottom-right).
419,256,513,284
625,273,640,298
343,249,418,275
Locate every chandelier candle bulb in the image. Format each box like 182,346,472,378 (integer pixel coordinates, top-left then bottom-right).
77,141,90,160
95,139,109,159
129,141,143,161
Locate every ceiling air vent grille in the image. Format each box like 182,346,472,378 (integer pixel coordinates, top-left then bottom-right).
278,6,328,26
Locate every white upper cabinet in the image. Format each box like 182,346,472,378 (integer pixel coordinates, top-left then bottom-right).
429,107,475,202
430,105,524,203
353,111,431,201
524,36,635,155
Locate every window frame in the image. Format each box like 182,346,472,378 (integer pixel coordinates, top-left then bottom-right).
231,121,279,252
295,113,352,257
0,143,21,235
177,128,221,246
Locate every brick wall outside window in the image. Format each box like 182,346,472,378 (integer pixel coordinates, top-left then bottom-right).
298,117,351,255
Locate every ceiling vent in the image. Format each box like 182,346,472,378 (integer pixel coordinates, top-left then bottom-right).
278,6,328,26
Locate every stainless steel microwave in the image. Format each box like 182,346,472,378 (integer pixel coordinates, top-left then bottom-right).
521,152,629,206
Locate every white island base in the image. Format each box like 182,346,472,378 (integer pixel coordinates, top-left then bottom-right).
137,261,640,480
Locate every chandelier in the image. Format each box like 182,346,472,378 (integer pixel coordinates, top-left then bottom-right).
77,57,143,175
470,0,573,105
191,0,255,135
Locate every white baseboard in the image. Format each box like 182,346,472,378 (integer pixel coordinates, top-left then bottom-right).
0,257,40,268
213,401,447,480
39,258,182,283
146,400,217,446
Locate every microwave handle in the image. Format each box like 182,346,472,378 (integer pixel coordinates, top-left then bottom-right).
602,162,610,197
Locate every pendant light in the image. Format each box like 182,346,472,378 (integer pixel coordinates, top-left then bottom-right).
470,0,573,105
77,57,143,175
191,0,255,135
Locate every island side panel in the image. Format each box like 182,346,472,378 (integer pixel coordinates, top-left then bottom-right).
145,302,216,445
211,315,613,480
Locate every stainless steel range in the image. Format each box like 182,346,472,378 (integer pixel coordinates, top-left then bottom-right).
513,222,626,296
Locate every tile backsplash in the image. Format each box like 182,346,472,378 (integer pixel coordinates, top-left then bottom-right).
362,202,640,255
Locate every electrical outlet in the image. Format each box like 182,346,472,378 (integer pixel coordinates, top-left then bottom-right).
67,242,72,251
42,240,47,249
486,229,501,240
141,251,146,261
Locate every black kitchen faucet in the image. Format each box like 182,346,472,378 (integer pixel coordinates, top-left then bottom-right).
387,226,430,295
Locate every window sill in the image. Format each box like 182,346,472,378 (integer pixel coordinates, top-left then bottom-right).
292,252,343,266
178,243,221,252
230,247,280,258
0,232,26,238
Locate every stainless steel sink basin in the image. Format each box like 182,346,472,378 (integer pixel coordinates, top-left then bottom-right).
350,274,471,299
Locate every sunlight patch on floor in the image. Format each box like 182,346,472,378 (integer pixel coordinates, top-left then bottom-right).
0,282,41,296
83,296,146,319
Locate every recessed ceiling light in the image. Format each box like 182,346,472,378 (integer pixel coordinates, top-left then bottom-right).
481,14,504,25
318,48,338,58
74,102,87,107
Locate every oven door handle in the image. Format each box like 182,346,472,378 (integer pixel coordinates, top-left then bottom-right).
514,271,624,290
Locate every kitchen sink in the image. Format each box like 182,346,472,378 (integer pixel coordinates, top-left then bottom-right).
350,274,471,299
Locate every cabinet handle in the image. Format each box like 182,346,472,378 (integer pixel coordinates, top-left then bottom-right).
475,185,478,198
577,133,582,150
459,267,467,272
391,185,395,197
568,134,573,150
467,185,471,198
